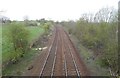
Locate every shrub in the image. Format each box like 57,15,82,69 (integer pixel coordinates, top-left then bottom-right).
8,23,29,54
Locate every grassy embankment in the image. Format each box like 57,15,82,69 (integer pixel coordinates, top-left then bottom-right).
63,21,117,76
0,24,2,76
70,34,110,76
2,24,44,75
62,7,118,76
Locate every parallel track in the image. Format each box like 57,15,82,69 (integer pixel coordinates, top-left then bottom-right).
61,27,80,77
39,26,81,77
39,27,58,77
25,25,88,77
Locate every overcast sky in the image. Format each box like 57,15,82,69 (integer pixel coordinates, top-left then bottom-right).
0,0,119,21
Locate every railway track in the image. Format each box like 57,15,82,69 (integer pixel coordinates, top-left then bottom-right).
60,27,80,77
53,27,65,76
39,26,58,77
25,25,89,77
39,26,81,77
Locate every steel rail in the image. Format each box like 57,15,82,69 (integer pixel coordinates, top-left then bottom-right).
63,29,80,77
64,29,81,76
39,27,57,78
51,27,59,77
60,28,68,77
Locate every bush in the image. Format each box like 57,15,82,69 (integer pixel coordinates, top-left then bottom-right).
62,7,118,75
75,21,118,75
42,22,52,35
8,23,29,55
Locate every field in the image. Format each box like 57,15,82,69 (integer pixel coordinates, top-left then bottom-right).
26,26,44,43
2,24,44,75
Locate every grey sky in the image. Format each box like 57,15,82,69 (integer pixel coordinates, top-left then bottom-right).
0,0,119,21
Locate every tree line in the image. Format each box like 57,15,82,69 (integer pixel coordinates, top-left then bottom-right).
61,7,118,76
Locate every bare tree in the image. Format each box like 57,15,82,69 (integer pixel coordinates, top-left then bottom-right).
94,7,117,23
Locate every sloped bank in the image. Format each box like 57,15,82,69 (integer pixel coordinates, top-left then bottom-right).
2,26,50,76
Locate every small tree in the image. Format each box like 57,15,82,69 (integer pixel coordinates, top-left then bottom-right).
9,23,29,53
43,22,51,35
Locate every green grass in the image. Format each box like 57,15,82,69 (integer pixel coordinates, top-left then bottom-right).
0,25,44,75
0,25,2,57
0,25,2,76
2,25,13,63
2,49,41,76
26,26,44,43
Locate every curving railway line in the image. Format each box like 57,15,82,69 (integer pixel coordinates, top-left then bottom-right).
24,25,90,77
